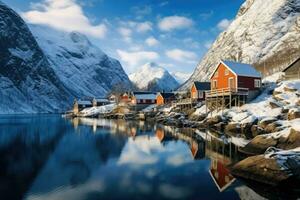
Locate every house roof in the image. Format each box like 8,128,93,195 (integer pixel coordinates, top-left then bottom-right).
134,94,156,100
94,98,110,103
283,57,300,72
210,60,261,78
158,92,175,99
132,91,156,95
193,81,211,90
222,60,261,77
77,100,92,105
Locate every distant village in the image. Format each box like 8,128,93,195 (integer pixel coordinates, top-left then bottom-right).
70,58,300,118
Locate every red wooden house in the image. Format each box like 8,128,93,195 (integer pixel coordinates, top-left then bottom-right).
156,92,176,106
190,81,211,101
210,60,262,91
131,92,157,105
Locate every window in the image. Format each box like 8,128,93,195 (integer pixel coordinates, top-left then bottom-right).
225,69,229,75
254,79,261,88
198,91,204,98
228,77,234,88
212,80,217,89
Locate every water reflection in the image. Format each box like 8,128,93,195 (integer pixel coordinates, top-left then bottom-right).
0,115,274,200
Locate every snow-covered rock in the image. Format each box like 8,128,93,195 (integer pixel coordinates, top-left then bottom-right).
181,0,300,90
129,62,179,92
29,25,132,98
0,2,70,113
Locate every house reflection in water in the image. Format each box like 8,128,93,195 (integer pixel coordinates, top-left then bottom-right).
209,157,235,192
205,131,237,192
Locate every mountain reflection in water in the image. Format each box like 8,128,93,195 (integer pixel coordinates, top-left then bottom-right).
0,115,270,200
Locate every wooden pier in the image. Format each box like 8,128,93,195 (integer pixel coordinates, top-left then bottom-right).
205,87,248,114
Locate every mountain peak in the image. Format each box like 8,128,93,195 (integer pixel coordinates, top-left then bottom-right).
129,63,179,92
181,0,300,90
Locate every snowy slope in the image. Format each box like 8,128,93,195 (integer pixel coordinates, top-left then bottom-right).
181,0,300,90
129,62,179,92
0,2,70,113
29,25,132,98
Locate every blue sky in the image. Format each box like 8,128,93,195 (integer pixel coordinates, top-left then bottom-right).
3,0,244,75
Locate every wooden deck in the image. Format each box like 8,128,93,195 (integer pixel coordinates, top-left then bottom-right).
206,87,249,98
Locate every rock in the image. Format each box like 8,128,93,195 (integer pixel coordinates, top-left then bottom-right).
240,135,277,155
241,129,300,155
265,122,281,133
284,87,297,92
231,155,290,186
225,123,241,136
258,118,277,129
273,90,282,96
206,115,223,126
189,114,206,122
269,101,281,109
287,110,300,120
251,125,266,137
277,129,300,150
214,122,227,132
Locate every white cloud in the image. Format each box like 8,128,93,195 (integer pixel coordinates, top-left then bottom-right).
217,19,232,31
165,49,197,62
117,49,159,71
158,16,194,31
145,36,159,46
118,27,132,37
136,22,153,33
22,0,107,38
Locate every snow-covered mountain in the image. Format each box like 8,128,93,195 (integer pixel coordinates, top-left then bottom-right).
171,71,192,84
129,62,179,92
0,2,70,113
0,1,131,113
181,0,300,90
29,25,132,98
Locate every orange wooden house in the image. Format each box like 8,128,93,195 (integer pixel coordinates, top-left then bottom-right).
156,92,176,106
209,60,261,91
190,81,211,101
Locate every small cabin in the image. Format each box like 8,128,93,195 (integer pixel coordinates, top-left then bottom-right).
190,82,211,101
131,92,156,105
121,92,131,103
73,99,93,114
283,57,300,80
156,92,176,106
92,98,110,107
210,60,262,91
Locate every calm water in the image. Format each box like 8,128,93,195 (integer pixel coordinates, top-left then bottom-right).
0,115,279,200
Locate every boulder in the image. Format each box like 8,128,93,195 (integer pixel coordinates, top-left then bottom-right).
265,122,282,133
225,123,241,136
283,87,297,92
206,115,223,126
214,122,227,132
251,125,266,137
287,110,300,120
258,118,277,129
277,129,300,150
269,101,281,109
189,114,206,122
240,135,277,155
231,155,290,186
241,129,300,155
